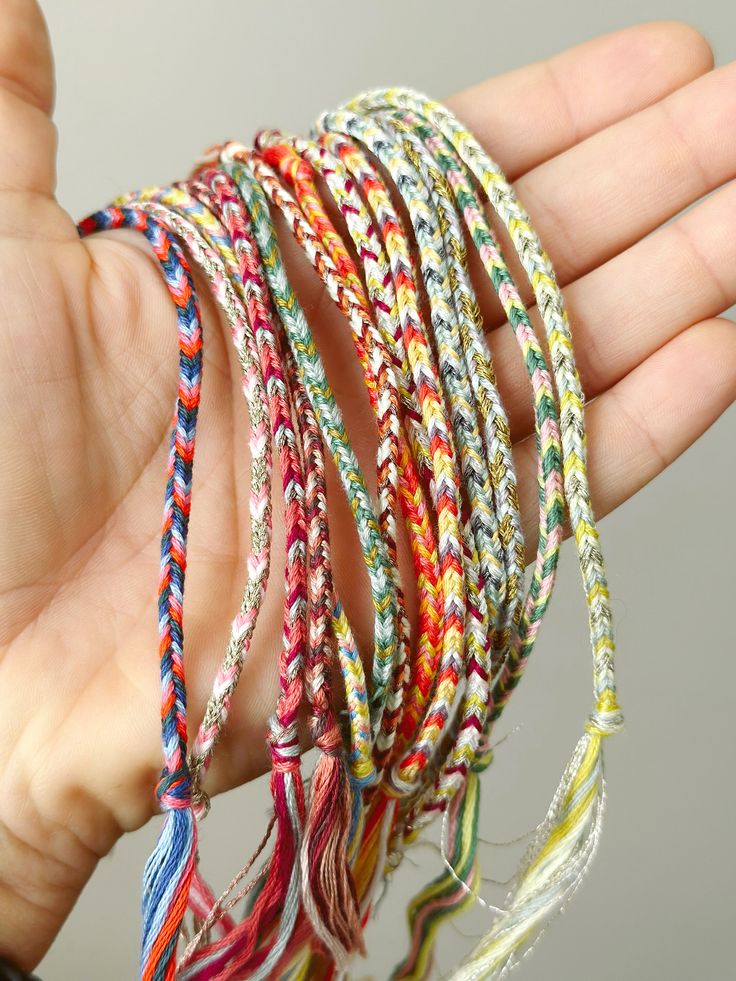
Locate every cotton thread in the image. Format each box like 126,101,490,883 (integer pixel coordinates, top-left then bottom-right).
76,85,623,981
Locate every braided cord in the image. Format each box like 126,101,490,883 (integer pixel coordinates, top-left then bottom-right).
245,146,408,750
397,110,564,727
316,111,498,813
348,88,620,727
110,182,274,805
344,86,622,981
78,207,203,981
315,132,455,768
273,131,444,766
225,154,391,780
312,127,468,802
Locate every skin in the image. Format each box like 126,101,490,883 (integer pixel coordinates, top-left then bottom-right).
0,2,734,970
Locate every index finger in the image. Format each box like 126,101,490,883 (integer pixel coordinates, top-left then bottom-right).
446,20,713,180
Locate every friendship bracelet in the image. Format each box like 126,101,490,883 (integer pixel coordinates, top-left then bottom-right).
79,206,204,981
308,128,470,815
77,86,623,981
109,182,275,819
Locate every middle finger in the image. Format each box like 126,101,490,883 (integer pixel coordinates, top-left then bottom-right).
487,178,736,442
476,59,736,331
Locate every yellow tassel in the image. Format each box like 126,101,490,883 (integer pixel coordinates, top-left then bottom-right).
450,692,623,981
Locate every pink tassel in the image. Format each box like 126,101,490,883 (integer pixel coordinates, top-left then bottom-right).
301,726,365,968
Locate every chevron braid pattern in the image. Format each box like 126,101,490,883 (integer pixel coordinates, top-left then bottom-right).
109,183,274,814
76,84,623,981
315,111,496,811
380,110,564,820
272,131,443,766
309,127,469,806
245,148,408,749
78,206,203,981
252,135,447,768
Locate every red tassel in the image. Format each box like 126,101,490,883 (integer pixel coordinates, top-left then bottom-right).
181,758,304,980
220,756,305,978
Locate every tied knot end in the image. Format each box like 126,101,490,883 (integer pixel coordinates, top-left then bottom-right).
585,690,624,738
156,764,193,812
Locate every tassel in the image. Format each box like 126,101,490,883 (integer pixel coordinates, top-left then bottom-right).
183,745,305,981
301,727,365,968
238,755,306,980
186,790,236,943
391,771,480,981
78,208,204,981
351,791,398,919
141,771,198,981
450,692,623,980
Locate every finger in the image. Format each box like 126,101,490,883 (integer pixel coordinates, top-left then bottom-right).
513,317,736,556
0,0,57,198
487,178,736,442
446,20,713,182
477,59,736,330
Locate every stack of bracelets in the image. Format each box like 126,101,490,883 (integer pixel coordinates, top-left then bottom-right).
76,87,623,981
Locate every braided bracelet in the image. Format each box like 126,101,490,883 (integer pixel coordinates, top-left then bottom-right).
77,86,623,981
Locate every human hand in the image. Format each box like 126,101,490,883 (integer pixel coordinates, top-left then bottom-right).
1,3,734,970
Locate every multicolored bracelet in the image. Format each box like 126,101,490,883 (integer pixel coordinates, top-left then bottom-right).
77,86,623,981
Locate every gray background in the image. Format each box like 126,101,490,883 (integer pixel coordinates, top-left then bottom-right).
37,1,735,978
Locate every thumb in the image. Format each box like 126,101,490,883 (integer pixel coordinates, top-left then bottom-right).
0,0,72,234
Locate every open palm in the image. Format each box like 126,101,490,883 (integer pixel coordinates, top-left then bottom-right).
0,3,734,971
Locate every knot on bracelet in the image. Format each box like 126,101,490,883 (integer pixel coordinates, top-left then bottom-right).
381,766,419,800
585,690,625,737
269,726,301,774
156,764,193,811
472,737,494,772
191,784,211,820
313,720,343,757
